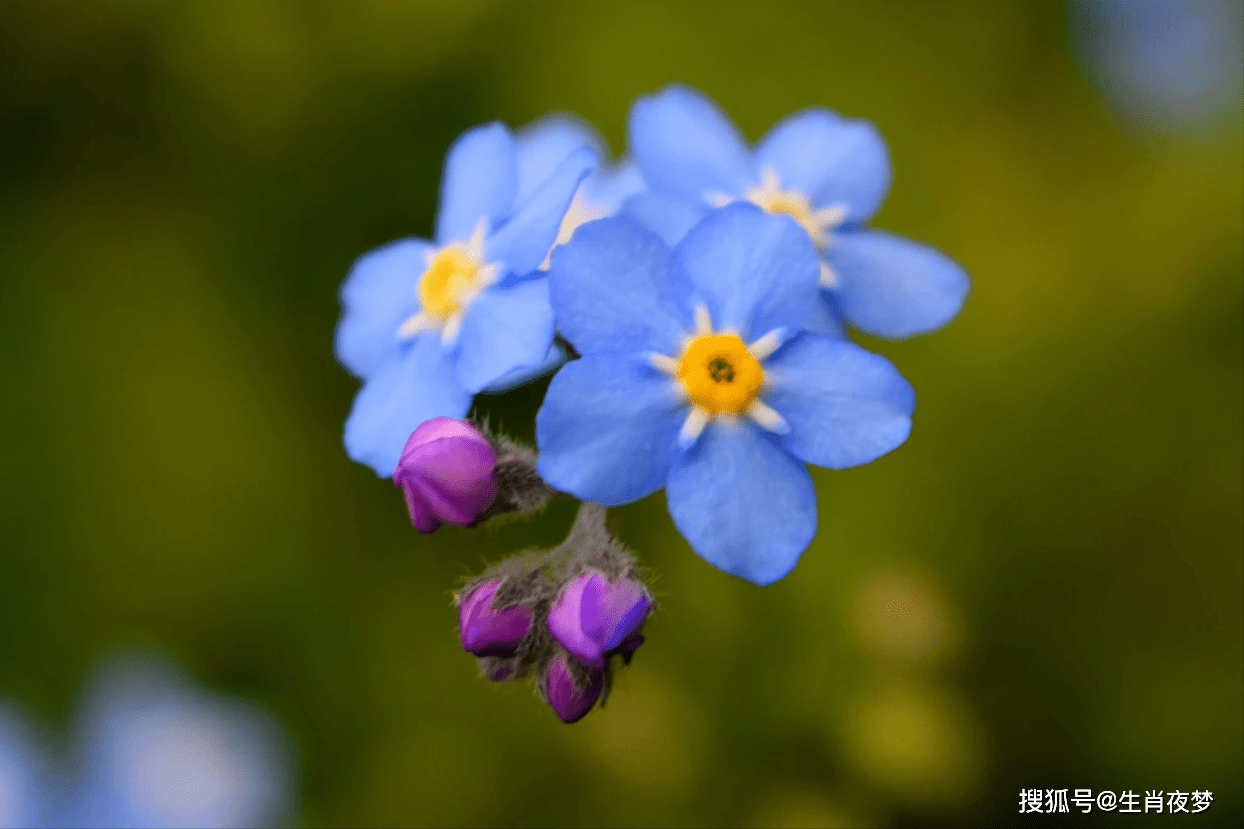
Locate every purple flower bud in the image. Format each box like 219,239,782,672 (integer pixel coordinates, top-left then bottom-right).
394,417,497,533
458,580,531,658
544,654,604,724
547,571,650,670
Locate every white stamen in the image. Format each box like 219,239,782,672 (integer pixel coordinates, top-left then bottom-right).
707,192,734,208
466,218,489,260
397,311,433,339
476,263,499,289
746,399,789,434
649,353,680,375
694,305,713,336
677,406,711,449
813,203,849,228
747,329,785,360
819,261,839,288
441,312,465,344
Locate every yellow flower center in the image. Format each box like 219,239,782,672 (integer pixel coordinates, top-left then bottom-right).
677,333,764,415
418,246,481,320
750,190,821,242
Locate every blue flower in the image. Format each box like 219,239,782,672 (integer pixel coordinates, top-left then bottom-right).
1069,0,1243,132
624,84,969,340
0,655,295,829
536,205,915,585
0,706,46,829
335,122,596,476
55,655,295,829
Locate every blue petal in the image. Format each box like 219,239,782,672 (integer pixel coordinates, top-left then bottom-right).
755,108,891,224
343,334,472,477
480,340,568,393
621,191,708,247
334,238,431,380
515,115,604,207
827,229,970,339
583,159,648,214
808,288,848,339
763,333,914,469
488,146,597,277
629,84,753,201
548,216,692,357
455,279,556,393
672,204,820,340
435,123,519,245
666,419,816,585
535,354,685,506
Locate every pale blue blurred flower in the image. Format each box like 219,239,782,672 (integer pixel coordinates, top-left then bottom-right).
1070,0,1244,131
1,654,296,829
54,655,295,829
0,707,47,829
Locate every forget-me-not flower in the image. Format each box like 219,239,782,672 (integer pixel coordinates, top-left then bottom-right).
536,204,915,585
625,84,969,340
335,122,596,476
1069,0,1243,132
55,654,295,829
0,706,45,829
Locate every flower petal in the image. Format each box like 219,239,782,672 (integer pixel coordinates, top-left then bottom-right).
535,354,685,506
621,191,708,247
334,238,431,380
548,574,601,665
515,115,604,206
343,334,471,477
583,159,648,214
435,123,519,245
666,419,816,585
455,279,556,393
827,229,970,339
807,289,848,339
755,108,891,223
763,334,914,469
548,216,692,357
672,204,820,340
479,340,568,393
488,145,597,277
629,84,753,201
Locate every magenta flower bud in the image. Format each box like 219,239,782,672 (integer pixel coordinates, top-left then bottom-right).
458,580,532,658
544,654,604,724
547,571,650,670
394,417,497,533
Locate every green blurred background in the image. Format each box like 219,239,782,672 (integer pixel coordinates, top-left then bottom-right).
1,1,1240,826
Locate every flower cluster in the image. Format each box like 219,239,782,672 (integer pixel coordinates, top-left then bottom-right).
334,85,968,721
455,503,652,723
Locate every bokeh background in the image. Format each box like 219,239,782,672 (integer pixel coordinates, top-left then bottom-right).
1,1,1241,826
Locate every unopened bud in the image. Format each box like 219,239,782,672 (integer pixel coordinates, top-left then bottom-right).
394,417,497,532
543,654,603,724
457,580,531,658
547,571,650,670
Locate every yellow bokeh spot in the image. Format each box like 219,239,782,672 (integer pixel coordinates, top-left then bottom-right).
678,334,763,415
418,246,479,319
